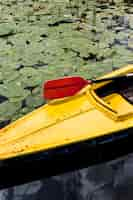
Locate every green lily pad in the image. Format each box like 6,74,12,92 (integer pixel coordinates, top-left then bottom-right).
128,36,133,49
100,31,115,46
0,23,16,37
115,32,128,41
26,95,44,108
0,71,3,81
0,101,21,117
2,70,20,82
129,16,133,29
0,82,30,98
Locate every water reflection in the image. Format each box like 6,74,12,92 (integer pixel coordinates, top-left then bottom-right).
0,154,133,200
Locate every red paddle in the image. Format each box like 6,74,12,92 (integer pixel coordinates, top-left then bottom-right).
43,76,90,100
43,73,133,100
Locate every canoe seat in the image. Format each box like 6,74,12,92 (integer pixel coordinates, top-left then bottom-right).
96,78,133,105
119,83,133,104
103,93,133,116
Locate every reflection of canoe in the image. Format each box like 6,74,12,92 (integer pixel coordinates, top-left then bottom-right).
0,65,133,189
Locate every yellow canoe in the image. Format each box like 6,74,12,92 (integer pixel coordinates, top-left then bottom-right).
0,64,133,189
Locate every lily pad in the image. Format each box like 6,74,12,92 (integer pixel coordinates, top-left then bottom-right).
129,16,133,29
26,95,44,108
0,23,16,37
0,82,30,98
2,70,20,82
128,36,133,49
0,101,21,117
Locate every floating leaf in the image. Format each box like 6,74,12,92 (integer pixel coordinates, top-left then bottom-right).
128,36,133,49
26,95,44,108
0,82,30,98
0,23,16,37
129,16,133,29
0,101,21,117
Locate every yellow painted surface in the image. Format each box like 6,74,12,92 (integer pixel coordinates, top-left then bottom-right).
0,65,133,159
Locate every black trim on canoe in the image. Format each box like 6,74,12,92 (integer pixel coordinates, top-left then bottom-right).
0,127,133,189
96,78,133,104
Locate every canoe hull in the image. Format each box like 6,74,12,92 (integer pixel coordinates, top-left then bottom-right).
0,127,132,190
0,64,133,189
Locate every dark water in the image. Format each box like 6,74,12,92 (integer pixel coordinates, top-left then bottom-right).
0,154,133,199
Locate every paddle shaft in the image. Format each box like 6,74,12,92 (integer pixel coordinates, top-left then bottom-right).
91,73,133,83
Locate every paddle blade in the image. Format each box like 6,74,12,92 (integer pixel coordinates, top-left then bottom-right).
43,76,90,100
